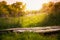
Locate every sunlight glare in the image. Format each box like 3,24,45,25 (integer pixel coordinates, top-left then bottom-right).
20,0,51,10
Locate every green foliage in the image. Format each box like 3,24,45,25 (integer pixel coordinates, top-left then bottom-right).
0,1,60,29
43,2,60,26
0,1,26,17
0,32,58,40
0,17,21,29
0,1,60,40
20,13,48,27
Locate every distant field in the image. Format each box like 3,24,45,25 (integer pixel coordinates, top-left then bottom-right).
0,13,49,29
20,13,48,27
0,13,60,29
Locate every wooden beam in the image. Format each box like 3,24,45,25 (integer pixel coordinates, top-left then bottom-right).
0,26,60,33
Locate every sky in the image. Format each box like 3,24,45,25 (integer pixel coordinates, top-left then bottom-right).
0,0,60,10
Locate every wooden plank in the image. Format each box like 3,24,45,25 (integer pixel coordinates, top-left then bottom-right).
0,26,60,33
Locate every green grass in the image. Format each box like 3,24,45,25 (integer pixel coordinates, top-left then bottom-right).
0,13,49,29
0,12,60,29
20,13,48,27
0,17,21,29
0,32,59,40
0,13,60,40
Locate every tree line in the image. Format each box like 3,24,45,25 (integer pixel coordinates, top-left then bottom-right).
41,2,60,26
0,1,26,17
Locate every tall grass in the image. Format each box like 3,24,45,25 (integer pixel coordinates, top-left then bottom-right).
0,32,59,40
0,13,49,29
20,13,48,27
0,12,60,29
0,17,21,29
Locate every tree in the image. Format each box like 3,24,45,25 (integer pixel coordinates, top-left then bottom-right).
7,2,26,17
43,2,60,26
0,1,9,17
0,1,26,17
40,2,54,13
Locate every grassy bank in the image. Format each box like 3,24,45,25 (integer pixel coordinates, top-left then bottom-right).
0,32,60,40
0,13,49,29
